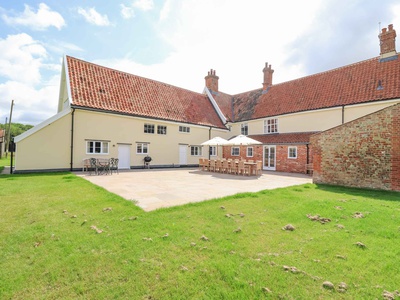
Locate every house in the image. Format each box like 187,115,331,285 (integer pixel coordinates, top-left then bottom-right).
13,24,400,174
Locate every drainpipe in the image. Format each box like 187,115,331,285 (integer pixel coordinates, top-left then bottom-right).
208,126,212,159
70,108,75,171
342,106,345,124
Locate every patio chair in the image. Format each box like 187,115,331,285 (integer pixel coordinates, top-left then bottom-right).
222,159,231,174
89,158,98,175
215,159,222,173
237,160,246,176
209,160,216,172
110,158,119,174
255,160,262,176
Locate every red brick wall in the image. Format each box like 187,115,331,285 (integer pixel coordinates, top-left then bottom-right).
223,145,263,161
222,144,310,173
311,103,400,191
391,107,400,191
275,145,309,173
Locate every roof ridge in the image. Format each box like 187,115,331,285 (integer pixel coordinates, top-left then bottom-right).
66,55,206,97
271,56,380,87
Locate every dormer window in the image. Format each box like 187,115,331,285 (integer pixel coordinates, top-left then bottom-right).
264,118,278,134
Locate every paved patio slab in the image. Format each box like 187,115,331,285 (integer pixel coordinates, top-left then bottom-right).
76,168,312,211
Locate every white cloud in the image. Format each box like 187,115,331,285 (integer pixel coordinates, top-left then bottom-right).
107,0,323,94
0,33,47,84
133,0,154,11
159,0,171,21
2,3,65,31
77,7,111,26
120,4,135,19
0,78,59,125
0,34,60,125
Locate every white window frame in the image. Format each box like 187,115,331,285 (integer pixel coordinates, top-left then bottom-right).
157,125,167,135
86,140,109,155
246,147,253,157
209,146,217,157
144,124,155,134
288,146,297,159
231,147,240,156
179,126,190,133
191,146,202,156
136,143,149,154
241,123,248,135
264,118,278,134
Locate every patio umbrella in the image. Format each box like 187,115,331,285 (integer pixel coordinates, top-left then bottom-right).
201,136,229,159
226,135,262,145
201,136,229,146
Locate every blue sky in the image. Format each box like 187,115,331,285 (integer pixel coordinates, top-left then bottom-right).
0,0,399,125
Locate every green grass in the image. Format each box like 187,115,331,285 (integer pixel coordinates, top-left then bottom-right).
0,155,10,173
0,173,399,299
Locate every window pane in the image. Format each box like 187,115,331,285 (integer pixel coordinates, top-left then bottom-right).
95,142,101,153
102,142,108,154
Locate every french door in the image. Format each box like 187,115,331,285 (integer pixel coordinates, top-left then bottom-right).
263,145,276,171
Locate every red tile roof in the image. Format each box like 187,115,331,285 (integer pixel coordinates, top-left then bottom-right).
214,55,400,122
66,56,226,129
249,132,319,144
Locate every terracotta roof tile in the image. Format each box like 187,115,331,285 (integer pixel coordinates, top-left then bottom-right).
66,56,226,129
249,132,319,144
214,55,400,122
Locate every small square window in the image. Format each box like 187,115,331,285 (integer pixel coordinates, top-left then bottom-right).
247,147,253,157
157,125,167,135
231,147,240,156
144,124,155,134
288,146,297,159
137,143,149,154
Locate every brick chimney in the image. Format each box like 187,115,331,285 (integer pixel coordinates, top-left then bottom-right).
379,24,397,59
205,69,219,92
262,62,274,91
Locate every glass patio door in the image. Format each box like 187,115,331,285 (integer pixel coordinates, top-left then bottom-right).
263,145,276,171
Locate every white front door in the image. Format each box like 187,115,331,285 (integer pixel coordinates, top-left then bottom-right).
179,145,187,165
118,144,131,169
263,145,276,171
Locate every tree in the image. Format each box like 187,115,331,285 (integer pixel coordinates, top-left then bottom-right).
0,123,33,138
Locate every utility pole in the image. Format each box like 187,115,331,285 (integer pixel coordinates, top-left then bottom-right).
1,117,7,158
6,100,14,158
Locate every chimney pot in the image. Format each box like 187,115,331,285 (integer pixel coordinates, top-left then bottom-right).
205,69,219,92
379,24,397,57
262,62,274,91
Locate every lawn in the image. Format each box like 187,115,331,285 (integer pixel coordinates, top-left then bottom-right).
0,172,399,299
0,155,10,173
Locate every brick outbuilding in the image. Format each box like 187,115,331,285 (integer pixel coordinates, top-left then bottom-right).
311,103,400,191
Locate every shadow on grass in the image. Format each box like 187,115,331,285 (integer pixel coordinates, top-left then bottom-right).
0,171,73,179
315,183,400,202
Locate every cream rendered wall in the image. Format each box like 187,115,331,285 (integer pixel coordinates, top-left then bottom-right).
15,113,71,171
228,100,400,135
344,100,400,122
72,109,228,168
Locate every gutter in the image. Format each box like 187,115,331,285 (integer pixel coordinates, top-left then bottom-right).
70,108,75,171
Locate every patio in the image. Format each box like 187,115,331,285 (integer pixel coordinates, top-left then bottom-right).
76,168,312,211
